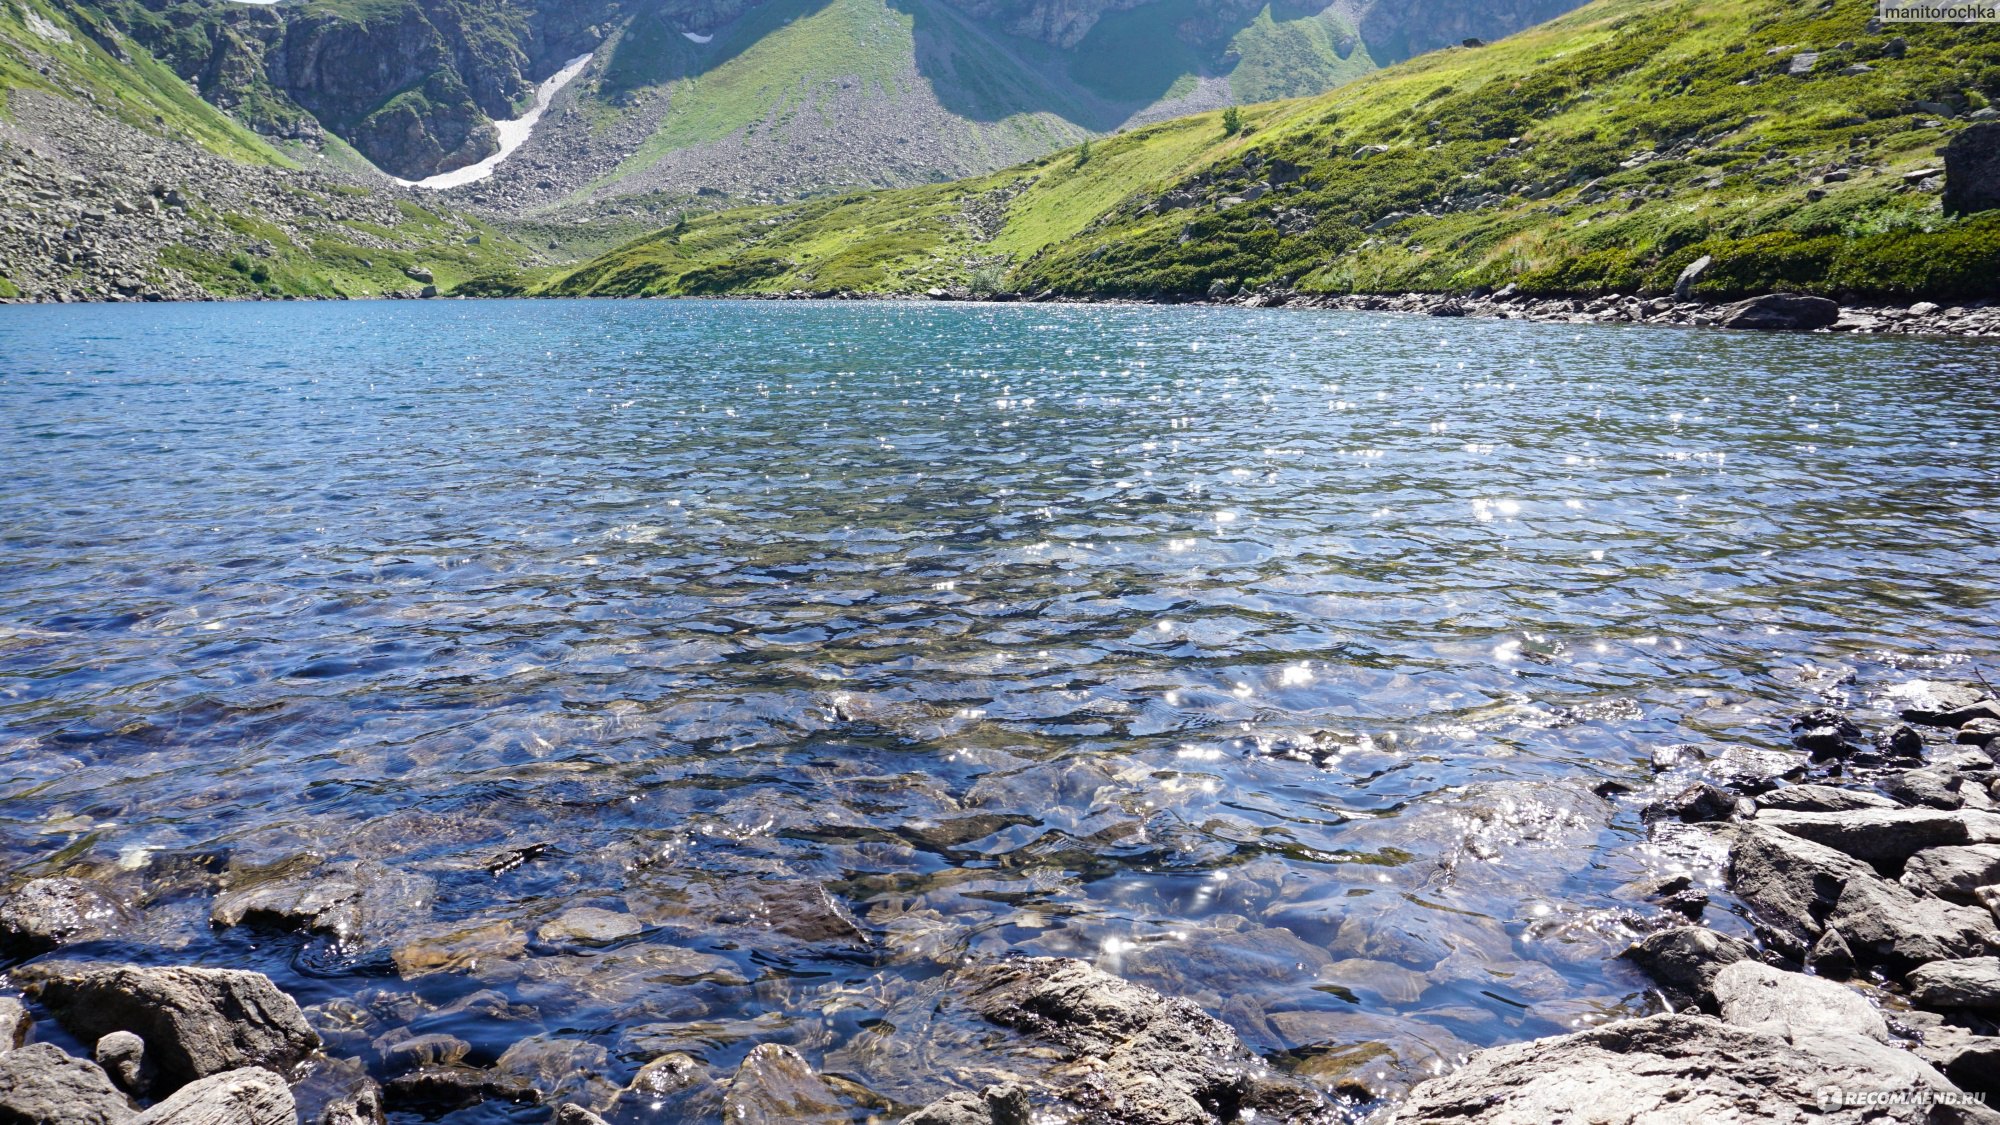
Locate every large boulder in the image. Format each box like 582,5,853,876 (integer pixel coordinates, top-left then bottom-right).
1729,825,2000,968
133,1068,295,1125
25,967,318,1091
0,879,131,958
1709,961,1887,1042
0,1042,135,1125
1385,1013,1966,1124
1716,293,1839,331
1944,123,2000,217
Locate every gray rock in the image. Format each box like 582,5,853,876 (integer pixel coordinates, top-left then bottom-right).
1756,785,1899,813
133,1068,294,1125
0,879,131,956
952,957,1332,1125
1902,844,2000,902
403,266,434,284
1787,51,1818,75
1892,681,1999,727
1711,960,1887,1042
1753,807,2000,864
549,1106,607,1125
1944,122,2000,217
95,1033,154,1098
1619,927,1757,1008
1716,293,1839,331
721,1045,843,1125
0,1042,135,1125
0,1001,28,1053
1642,781,1738,823
905,1084,1030,1125
533,908,641,946
1385,1013,1959,1124
26,967,319,1092
1808,926,1856,979
1882,768,1967,810
1791,708,1863,757
315,1083,383,1125
1729,825,1999,967
1959,718,2000,747
1906,957,2000,1011
1673,254,1711,300
606,1051,720,1120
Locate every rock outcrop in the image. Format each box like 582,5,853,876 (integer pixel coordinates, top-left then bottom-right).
1944,123,2000,216
0,1043,135,1125
24,967,319,1092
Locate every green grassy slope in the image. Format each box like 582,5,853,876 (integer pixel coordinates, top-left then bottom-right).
0,0,549,300
0,0,287,163
548,0,2000,303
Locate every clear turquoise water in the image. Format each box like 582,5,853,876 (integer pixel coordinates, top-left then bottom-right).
2,299,1997,1118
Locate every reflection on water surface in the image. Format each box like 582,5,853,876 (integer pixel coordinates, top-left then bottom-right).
1,300,1997,1119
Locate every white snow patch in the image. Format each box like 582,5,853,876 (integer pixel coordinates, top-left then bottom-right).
397,52,592,191
681,31,712,43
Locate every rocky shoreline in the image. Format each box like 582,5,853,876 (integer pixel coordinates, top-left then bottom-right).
5,674,1999,1124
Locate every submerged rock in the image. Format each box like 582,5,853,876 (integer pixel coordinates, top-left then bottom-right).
534,908,642,947
133,1068,295,1125
210,859,434,951
0,1042,135,1125
25,966,319,1091
1385,1013,1964,1124
721,1044,844,1125
0,879,131,957
379,1067,538,1112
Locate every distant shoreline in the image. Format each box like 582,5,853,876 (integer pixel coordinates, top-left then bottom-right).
6,288,1997,339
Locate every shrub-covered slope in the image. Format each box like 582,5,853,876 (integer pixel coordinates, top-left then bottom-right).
547,0,2000,303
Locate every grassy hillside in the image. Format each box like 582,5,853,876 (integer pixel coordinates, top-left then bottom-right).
0,0,551,301
546,0,2000,303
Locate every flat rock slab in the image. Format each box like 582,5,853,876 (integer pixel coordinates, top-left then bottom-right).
1710,961,1887,1043
1756,785,1899,813
1717,293,1839,331
1907,957,2000,1011
1754,808,2000,864
134,1068,295,1125
25,966,318,1091
0,1042,134,1125
210,859,434,949
1903,844,2000,902
1892,681,2000,728
1386,1013,1963,1124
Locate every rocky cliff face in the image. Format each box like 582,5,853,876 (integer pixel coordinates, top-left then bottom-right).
90,0,1591,189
